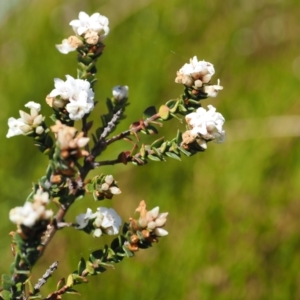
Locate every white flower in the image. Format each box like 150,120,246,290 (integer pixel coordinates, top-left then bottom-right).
76,208,95,229
69,11,109,39
49,75,75,100
185,105,225,147
49,75,94,120
56,38,77,54
112,85,129,101
9,201,53,228
203,79,223,98
25,101,41,111
33,189,50,204
96,207,122,235
6,101,44,138
66,97,94,120
175,56,215,87
179,56,215,79
75,207,122,236
6,117,26,138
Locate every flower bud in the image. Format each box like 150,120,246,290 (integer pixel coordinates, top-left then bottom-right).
130,234,139,244
112,85,129,101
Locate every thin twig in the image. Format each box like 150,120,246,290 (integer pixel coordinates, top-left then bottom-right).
33,261,58,293
100,108,124,140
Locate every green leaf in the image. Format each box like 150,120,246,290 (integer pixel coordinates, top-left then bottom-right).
78,258,86,276
178,146,193,156
148,154,162,161
159,142,168,153
85,182,95,193
143,106,157,119
158,105,170,120
140,144,146,158
91,133,98,145
169,100,179,113
165,152,181,161
24,278,34,294
65,288,81,295
90,249,104,262
150,137,165,148
152,147,164,160
170,143,180,155
178,104,188,113
0,290,12,300
142,125,158,135
50,114,57,123
1,274,14,291
66,274,74,287
56,278,65,290
85,261,95,275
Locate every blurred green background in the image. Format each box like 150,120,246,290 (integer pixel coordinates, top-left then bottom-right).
1,0,300,299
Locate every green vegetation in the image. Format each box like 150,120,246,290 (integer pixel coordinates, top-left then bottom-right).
1,0,300,299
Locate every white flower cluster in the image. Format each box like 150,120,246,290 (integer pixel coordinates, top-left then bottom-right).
56,11,109,54
137,201,168,237
175,56,215,86
185,105,225,149
9,190,53,227
76,207,122,237
50,121,90,159
180,56,215,79
175,56,223,97
112,85,129,101
6,101,44,138
48,75,94,120
101,175,121,195
70,11,109,38
56,36,82,54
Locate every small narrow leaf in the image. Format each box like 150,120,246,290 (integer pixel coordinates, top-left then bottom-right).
150,137,165,148
142,125,158,135
66,275,74,288
169,100,179,113
165,152,181,160
56,278,66,290
178,146,193,156
148,154,162,162
143,106,157,119
78,258,86,276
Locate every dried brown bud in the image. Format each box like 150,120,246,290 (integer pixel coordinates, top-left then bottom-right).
141,229,150,238
125,242,139,252
130,234,140,244
51,175,62,184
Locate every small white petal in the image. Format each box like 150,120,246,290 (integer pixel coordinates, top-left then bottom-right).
56,39,77,54
93,228,102,237
105,175,114,185
25,101,41,111
154,228,168,237
6,118,25,138
110,186,121,195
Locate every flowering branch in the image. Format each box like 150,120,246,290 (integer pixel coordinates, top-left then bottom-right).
2,10,225,300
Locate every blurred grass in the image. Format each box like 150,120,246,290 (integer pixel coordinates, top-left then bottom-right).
1,0,300,299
